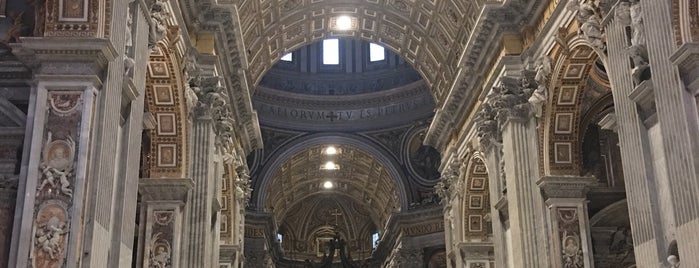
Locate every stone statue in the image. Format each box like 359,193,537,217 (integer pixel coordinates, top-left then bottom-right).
182,56,200,115
529,56,552,118
149,0,170,48
629,0,645,46
567,0,606,50
124,1,136,76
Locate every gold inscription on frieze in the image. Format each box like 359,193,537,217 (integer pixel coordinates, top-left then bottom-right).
244,226,265,238
402,221,444,236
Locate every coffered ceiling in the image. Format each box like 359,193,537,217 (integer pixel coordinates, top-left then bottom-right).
264,144,401,227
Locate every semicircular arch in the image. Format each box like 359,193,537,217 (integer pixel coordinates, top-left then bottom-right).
254,132,409,213
540,31,610,176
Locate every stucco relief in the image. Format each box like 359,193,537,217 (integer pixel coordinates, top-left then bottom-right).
558,208,584,268
32,203,69,268
148,210,175,268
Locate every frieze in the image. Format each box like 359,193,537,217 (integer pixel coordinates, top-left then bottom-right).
254,85,435,131
402,221,444,237
244,226,265,238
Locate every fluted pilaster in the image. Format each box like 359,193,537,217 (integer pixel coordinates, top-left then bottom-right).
641,0,699,264
181,114,217,267
605,11,663,264
500,116,550,268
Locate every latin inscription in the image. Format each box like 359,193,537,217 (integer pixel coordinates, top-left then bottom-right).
402,221,444,236
244,226,265,238
257,97,431,122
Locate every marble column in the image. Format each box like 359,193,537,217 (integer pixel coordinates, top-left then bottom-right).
136,178,193,268
538,176,596,268
181,112,218,267
8,38,116,267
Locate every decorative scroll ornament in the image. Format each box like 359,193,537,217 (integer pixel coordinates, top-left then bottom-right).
567,0,606,51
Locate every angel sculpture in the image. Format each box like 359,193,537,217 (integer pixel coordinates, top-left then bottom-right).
37,132,75,197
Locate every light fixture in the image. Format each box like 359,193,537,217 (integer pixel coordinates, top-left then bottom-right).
335,16,353,30
325,146,338,155
323,181,334,189
321,161,339,170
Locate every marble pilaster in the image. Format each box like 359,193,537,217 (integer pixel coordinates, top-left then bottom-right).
538,176,597,268
109,1,152,266
181,112,218,267
8,38,116,268
482,144,507,268
641,0,699,264
136,178,193,268
605,3,671,264
500,115,550,268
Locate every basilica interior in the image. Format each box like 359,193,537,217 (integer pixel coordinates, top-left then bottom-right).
0,0,698,267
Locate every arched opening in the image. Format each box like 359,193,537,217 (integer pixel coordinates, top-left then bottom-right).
247,37,438,266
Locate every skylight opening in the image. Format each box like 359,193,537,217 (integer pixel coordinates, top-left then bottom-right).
369,43,385,62
323,39,340,65
280,53,292,62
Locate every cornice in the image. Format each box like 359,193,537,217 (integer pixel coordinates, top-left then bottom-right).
139,177,194,202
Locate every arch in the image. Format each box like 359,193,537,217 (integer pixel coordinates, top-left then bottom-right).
461,154,491,240
253,132,409,213
140,42,189,178
540,30,610,176
671,0,699,46
589,199,628,227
